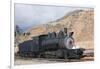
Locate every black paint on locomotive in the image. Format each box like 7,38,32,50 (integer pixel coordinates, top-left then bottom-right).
18,29,85,59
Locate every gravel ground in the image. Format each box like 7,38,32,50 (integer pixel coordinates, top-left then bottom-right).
14,57,94,65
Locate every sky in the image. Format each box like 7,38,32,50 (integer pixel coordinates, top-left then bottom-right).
15,4,91,31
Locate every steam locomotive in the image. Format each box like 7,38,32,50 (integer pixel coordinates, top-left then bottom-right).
18,28,85,59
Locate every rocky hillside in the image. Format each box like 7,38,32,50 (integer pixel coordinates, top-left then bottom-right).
29,9,94,42
17,9,94,49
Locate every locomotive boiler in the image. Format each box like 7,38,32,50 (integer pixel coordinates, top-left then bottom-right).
18,28,85,59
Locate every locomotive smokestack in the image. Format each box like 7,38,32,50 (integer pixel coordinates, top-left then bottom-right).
64,28,68,36
69,32,74,37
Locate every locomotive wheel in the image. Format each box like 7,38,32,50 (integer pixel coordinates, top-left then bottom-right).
63,50,68,59
38,53,45,58
64,54,68,59
55,49,64,59
45,54,50,58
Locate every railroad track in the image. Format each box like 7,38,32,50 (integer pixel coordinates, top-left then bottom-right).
15,49,94,65
15,52,94,62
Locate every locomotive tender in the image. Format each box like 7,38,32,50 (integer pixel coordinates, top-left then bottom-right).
18,28,85,59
